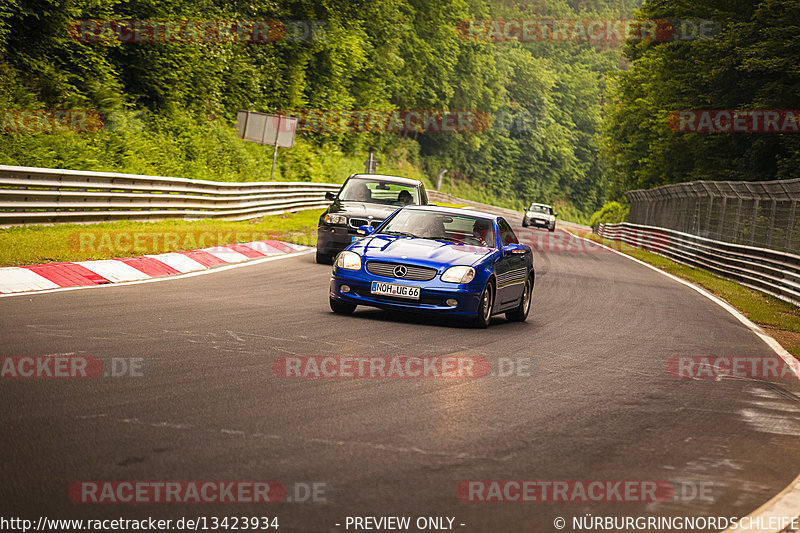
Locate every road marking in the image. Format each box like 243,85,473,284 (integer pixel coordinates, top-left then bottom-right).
145,252,207,273
202,246,251,263
565,229,800,533
0,249,314,298
74,259,152,283
0,267,60,293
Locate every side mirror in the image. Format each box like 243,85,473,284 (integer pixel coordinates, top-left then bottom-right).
325,191,336,201
503,243,527,256
553,212,559,217
357,225,374,235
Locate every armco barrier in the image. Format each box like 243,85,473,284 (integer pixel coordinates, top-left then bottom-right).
0,165,341,225
626,178,800,254
597,222,800,306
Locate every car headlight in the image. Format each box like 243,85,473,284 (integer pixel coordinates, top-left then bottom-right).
336,251,362,270
548,215,555,222
441,266,475,283
324,214,347,225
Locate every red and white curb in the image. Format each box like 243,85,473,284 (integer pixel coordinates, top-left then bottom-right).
0,240,308,294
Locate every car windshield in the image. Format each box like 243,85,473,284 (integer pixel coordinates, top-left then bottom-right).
378,210,496,247
529,205,551,214
338,178,419,206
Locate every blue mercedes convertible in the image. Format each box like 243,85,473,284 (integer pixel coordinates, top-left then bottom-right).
328,205,534,327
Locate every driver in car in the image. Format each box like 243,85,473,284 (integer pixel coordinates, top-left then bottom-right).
471,219,492,246
397,190,414,205
352,182,372,202
414,215,446,240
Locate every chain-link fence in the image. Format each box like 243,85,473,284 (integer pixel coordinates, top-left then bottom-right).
626,179,800,254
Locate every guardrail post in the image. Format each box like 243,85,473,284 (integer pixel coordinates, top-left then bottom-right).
733,196,743,244
767,199,777,249
691,185,702,235
787,200,797,252
750,198,760,246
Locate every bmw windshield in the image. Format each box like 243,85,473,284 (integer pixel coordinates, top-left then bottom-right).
338,178,420,206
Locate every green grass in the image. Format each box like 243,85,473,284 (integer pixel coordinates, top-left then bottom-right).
0,209,325,266
0,198,473,267
572,229,800,358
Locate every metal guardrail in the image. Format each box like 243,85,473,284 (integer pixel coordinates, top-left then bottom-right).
597,222,800,306
0,165,341,225
626,178,800,254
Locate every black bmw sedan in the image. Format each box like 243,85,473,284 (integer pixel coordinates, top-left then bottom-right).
316,174,429,264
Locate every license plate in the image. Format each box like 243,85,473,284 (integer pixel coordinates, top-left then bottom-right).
370,281,421,300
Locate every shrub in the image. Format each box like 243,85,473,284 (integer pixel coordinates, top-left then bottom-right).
589,201,629,228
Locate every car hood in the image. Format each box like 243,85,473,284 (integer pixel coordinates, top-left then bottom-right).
350,234,496,267
528,212,551,219
329,201,399,220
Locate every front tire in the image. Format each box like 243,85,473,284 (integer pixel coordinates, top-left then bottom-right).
522,219,529,227
505,276,532,322
548,225,555,232
330,297,356,314
473,281,494,328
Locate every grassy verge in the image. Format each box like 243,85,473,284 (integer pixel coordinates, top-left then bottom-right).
571,229,800,358
0,201,469,267
0,209,326,267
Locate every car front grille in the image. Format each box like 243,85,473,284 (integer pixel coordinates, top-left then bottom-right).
348,218,382,229
366,261,437,281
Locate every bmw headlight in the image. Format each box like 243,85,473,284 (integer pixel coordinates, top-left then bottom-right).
548,215,555,222
336,251,362,270
441,266,475,283
324,214,347,225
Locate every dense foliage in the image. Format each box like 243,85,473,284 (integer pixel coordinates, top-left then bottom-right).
588,200,628,227
601,0,800,198
0,0,640,217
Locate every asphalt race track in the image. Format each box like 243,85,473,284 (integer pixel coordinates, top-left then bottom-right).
2,218,800,532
